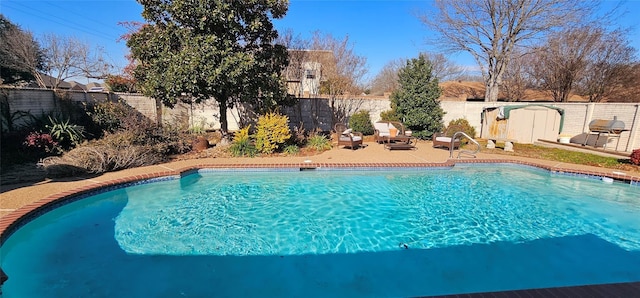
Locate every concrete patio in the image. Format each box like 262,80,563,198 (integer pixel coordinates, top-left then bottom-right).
2,139,638,222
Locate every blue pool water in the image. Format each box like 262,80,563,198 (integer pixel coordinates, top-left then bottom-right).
1,165,640,297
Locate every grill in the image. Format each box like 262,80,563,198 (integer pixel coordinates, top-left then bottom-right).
583,116,628,151
588,117,626,134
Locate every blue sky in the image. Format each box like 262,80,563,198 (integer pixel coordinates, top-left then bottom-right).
2,0,639,83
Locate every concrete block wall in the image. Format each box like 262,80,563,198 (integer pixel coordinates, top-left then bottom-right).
590,103,640,151
2,88,56,119
440,102,639,152
3,88,639,152
116,93,161,124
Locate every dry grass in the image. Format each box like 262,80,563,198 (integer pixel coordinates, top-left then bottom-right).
41,145,165,176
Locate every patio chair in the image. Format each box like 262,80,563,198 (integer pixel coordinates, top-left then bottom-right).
432,125,462,150
373,121,411,143
335,123,363,150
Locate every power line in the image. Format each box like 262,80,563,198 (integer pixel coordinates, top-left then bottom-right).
3,1,120,42
43,1,124,35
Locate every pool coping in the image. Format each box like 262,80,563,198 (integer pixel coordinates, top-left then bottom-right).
1,158,639,245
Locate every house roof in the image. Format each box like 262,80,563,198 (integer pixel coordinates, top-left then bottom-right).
27,73,73,89
68,81,86,91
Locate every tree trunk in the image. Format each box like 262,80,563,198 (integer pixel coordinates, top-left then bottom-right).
485,81,500,102
219,99,228,137
484,55,506,102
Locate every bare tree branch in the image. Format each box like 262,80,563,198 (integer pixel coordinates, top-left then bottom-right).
40,34,112,90
421,0,597,102
526,25,636,102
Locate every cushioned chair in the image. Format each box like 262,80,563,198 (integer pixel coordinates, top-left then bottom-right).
373,121,411,143
432,125,462,150
335,123,363,150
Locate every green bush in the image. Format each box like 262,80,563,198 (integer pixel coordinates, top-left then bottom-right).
307,135,332,151
255,112,291,154
446,118,477,143
229,126,257,157
348,110,374,135
283,144,300,155
379,109,400,122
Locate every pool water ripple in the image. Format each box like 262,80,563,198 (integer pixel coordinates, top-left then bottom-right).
110,167,640,255
3,166,640,297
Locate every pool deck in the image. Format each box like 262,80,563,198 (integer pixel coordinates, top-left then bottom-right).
1,140,639,295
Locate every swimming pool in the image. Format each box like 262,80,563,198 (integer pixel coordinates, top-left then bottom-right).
1,165,639,297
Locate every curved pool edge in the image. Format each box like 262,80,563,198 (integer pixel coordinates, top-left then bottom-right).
1,159,639,246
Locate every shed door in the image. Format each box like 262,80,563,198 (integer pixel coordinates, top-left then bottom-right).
510,109,535,143
530,109,548,143
530,108,560,143
510,107,560,144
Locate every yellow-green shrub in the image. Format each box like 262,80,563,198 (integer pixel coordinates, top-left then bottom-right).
230,125,256,157
255,113,291,154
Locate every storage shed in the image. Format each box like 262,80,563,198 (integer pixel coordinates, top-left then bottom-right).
481,105,565,144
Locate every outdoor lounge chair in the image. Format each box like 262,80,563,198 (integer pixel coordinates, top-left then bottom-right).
335,123,363,150
432,125,462,150
373,121,411,143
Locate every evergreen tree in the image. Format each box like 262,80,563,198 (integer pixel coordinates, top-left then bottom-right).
127,0,291,137
390,54,444,139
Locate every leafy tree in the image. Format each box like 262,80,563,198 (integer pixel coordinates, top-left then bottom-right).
390,54,444,139
128,0,290,138
105,74,136,93
0,14,45,85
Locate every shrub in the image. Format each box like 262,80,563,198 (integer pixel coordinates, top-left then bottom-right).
348,110,375,135
290,122,307,146
41,145,164,176
307,134,332,151
283,144,300,155
84,125,190,158
47,116,85,149
229,126,256,157
630,149,640,166
87,100,149,133
379,109,400,122
23,132,61,155
446,118,477,144
255,112,291,154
